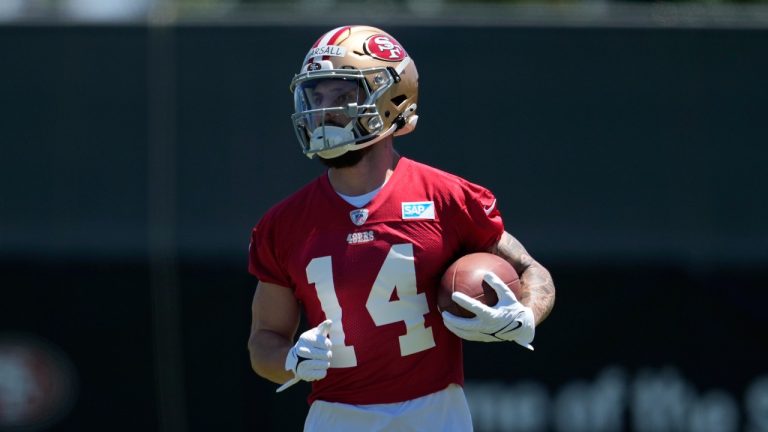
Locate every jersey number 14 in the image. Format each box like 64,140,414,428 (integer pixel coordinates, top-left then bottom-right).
306,243,436,368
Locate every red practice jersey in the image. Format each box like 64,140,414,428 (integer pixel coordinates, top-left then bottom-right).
249,157,504,405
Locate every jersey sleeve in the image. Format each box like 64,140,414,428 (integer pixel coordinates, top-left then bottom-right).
248,213,293,288
454,181,505,252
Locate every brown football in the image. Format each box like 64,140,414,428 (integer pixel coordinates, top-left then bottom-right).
438,252,521,318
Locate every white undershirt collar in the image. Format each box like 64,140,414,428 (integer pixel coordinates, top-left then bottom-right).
337,186,382,208
330,171,388,208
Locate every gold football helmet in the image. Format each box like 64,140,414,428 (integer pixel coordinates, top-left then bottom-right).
290,26,419,159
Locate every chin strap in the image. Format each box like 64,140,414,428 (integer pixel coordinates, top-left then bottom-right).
308,101,417,160
312,123,398,160
393,104,418,137
308,122,356,159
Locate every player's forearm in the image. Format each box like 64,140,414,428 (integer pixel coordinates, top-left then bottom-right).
489,231,556,325
248,329,295,384
517,261,555,324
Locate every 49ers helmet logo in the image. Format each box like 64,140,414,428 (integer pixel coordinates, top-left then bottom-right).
364,34,406,61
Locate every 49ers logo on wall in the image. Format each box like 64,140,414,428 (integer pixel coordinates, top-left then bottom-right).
364,34,407,61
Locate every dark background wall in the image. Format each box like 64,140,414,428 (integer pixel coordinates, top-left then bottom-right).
1,24,766,431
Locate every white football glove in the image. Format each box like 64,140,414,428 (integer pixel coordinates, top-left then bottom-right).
285,319,333,383
441,272,535,350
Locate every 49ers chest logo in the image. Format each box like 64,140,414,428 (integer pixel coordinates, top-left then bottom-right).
364,34,406,62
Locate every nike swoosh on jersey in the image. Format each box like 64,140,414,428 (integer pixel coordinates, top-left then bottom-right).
483,199,497,215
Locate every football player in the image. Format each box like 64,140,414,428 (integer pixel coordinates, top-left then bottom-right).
247,25,555,431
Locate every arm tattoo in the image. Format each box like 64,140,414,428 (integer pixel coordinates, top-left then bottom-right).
489,231,555,324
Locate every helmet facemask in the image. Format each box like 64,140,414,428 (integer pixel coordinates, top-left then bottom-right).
291,67,398,159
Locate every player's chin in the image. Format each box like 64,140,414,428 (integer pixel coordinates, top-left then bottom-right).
318,145,373,169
